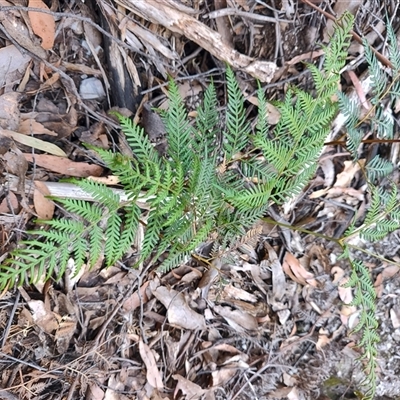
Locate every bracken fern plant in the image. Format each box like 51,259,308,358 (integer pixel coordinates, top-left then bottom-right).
334,18,400,399
2,11,392,397
0,13,353,286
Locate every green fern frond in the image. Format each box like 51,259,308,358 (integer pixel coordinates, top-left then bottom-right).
113,113,160,163
224,67,250,160
256,85,269,139
364,39,387,101
366,154,394,181
163,78,194,169
387,20,400,74
342,258,379,398
195,80,219,155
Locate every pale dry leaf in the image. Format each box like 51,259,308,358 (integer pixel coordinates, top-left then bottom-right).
287,387,300,400
222,284,257,303
213,343,242,354
0,45,31,85
316,330,331,350
55,317,76,353
0,92,21,130
88,175,121,185
323,0,361,41
19,119,58,136
319,158,335,188
65,258,88,292
286,49,325,65
105,374,125,400
309,187,329,199
28,0,55,50
282,252,317,286
1,147,28,194
382,264,400,279
28,299,58,333
390,308,400,329
374,272,384,298
213,305,258,331
122,281,150,312
211,354,249,387
39,72,60,91
212,368,236,387
138,339,163,390
337,276,353,304
269,387,293,398
282,371,297,387
347,70,370,110
334,160,365,188
34,180,55,220
247,97,281,125
0,191,19,213
331,266,345,284
242,262,269,294
214,0,233,47
266,243,286,302
347,310,360,330
277,309,291,325
86,383,105,400
153,286,206,330
181,268,202,284
1,129,66,156
24,154,103,177
325,186,365,201
172,375,205,400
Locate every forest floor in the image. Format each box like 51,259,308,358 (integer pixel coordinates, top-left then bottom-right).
1,0,400,399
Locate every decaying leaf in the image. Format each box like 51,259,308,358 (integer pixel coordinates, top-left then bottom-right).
138,339,163,390
24,154,103,177
213,305,258,332
28,0,55,50
34,180,55,220
153,286,206,330
282,252,317,287
172,375,206,399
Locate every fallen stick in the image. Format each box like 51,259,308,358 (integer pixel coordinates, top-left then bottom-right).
113,0,277,82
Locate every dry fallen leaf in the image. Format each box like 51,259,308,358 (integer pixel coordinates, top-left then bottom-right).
334,160,365,188
104,374,125,400
138,339,163,390
0,92,21,131
1,147,28,194
24,154,103,177
154,286,206,330
86,383,105,400
0,45,31,87
211,354,249,387
316,329,331,350
390,308,400,329
266,243,286,303
34,180,55,220
213,305,258,332
1,129,66,157
0,191,19,213
27,299,58,333
122,281,149,312
172,375,205,400
28,0,55,50
19,119,58,136
282,252,317,287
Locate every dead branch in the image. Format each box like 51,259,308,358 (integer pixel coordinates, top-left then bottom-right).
113,0,277,82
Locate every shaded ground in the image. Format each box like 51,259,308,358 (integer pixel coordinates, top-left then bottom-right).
1,0,400,399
